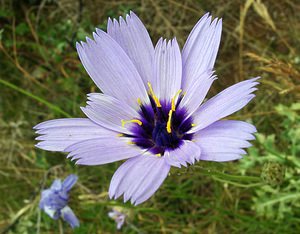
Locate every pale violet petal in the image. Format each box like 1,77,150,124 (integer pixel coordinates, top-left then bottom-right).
179,70,216,117
34,118,114,151
123,156,158,202
62,174,78,191
65,137,144,165
109,156,140,199
196,120,256,140
164,140,201,168
194,120,256,162
132,157,170,205
81,93,140,135
190,77,259,133
76,29,148,109
109,155,170,205
153,38,182,101
111,155,155,200
61,206,80,229
43,206,57,219
182,14,222,92
50,179,62,191
107,11,154,86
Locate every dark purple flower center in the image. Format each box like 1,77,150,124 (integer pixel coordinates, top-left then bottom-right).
126,95,194,155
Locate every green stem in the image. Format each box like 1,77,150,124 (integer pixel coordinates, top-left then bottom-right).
194,165,261,183
0,78,72,118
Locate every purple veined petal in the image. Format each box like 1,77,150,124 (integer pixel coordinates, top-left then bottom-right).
179,70,217,117
182,14,222,92
196,120,257,140
76,29,149,109
123,155,158,202
107,11,154,86
153,38,182,101
50,179,62,191
62,174,78,192
190,77,260,133
193,120,256,162
60,206,80,229
201,153,242,162
81,93,140,135
110,155,154,200
64,137,144,165
131,156,170,205
109,155,140,199
34,118,114,152
164,140,201,168
182,12,210,62
109,155,170,205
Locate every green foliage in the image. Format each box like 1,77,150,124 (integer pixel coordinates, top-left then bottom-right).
240,104,300,221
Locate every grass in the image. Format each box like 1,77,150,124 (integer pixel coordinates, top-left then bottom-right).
0,0,299,233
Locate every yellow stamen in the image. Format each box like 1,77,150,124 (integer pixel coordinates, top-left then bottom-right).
127,141,135,145
121,119,142,128
191,123,196,127
137,98,142,106
155,153,162,157
171,89,182,111
147,82,161,107
166,110,173,133
117,133,124,137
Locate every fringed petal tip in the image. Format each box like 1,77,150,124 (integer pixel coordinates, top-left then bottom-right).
164,141,201,168
190,77,260,133
194,120,257,162
109,156,170,205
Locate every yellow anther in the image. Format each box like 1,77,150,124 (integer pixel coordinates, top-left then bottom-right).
121,119,142,128
137,98,142,106
155,153,162,157
127,141,135,145
171,89,182,111
166,110,173,133
117,133,124,137
147,82,161,107
191,123,196,127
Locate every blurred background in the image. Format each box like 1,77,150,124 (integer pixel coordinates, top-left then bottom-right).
0,0,299,233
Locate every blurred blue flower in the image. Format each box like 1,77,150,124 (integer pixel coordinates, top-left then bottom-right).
108,208,126,230
39,174,79,228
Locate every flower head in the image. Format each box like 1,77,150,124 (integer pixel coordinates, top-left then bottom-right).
39,174,79,228
108,208,126,229
34,12,258,205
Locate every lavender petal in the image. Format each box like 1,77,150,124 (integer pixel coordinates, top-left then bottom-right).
190,77,260,133
194,120,256,161
107,11,154,86
76,30,148,108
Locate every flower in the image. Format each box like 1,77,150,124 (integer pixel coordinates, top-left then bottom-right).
39,174,79,228
34,11,258,205
108,208,126,229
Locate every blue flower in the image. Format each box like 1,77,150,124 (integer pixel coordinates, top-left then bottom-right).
35,12,258,205
39,174,79,228
108,208,126,230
